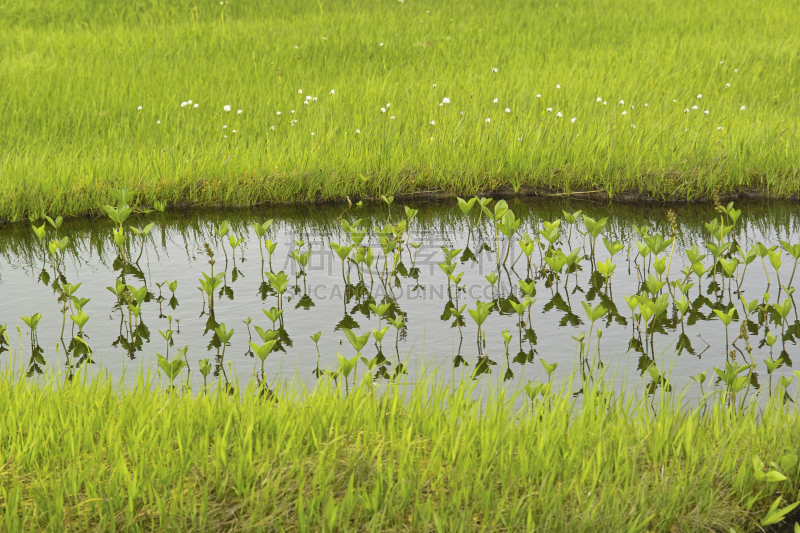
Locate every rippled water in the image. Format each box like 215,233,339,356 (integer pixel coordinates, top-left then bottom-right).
1,199,799,394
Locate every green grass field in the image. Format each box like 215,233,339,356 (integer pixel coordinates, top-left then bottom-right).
2,0,800,222
3,366,800,532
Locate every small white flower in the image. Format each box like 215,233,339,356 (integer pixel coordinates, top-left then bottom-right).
493,98,498,104
430,120,435,125
306,96,312,101
740,105,746,111
619,100,624,105
430,137,434,140
193,103,199,108
291,110,295,114
188,100,192,104
330,90,335,95
224,135,227,138
485,118,491,123
518,137,523,142
603,101,607,105
734,69,738,73
237,109,242,115
725,83,730,88
684,109,689,114
556,84,561,89
313,97,317,102
570,117,576,123
644,103,648,107
438,103,443,107
597,97,602,102
631,105,635,109
276,111,282,115
390,116,395,120
492,67,498,73
232,129,237,133
304,101,309,106
632,124,636,128
356,129,360,134
536,94,541,98
381,107,386,113
224,105,231,112
433,83,437,88
546,108,553,112
386,103,391,109
673,99,677,103
223,125,227,129
505,108,510,113
156,120,161,125
442,97,450,104
720,60,724,65
703,110,709,115
298,89,303,94
270,126,275,131
137,106,142,111
717,126,723,130
379,42,384,47
621,111,627,116
181,101,187,108
691,105,698,110
459,111,464,115
697,94,702,99
311,132,315,136
556,112,562,118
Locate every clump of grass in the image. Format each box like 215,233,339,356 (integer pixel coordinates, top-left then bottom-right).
1,365,800,531
1,0,800,222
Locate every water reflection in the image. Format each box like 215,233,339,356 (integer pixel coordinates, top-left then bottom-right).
1,199,799,397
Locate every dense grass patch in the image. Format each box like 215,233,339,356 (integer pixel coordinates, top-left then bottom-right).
2,366,800,531
1,0,799,221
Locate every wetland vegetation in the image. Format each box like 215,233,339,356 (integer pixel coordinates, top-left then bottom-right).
2,0,800,222
3,194,800,530
4,0,800,529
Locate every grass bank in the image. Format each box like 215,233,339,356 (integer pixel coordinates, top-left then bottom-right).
2,0,800,222
2,367,800,532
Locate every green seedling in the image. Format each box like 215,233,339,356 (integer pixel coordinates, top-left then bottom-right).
262,307,284,328
330,242,353,282
602,238,624,259
198,358,212,389
263,239,278,270
249,340,278,378
265,270,289,308
130,222,155,262
501,329,512,355
21,313,43,344
45,215,63,234
582,215,608,258
228,234,245,259
103,204,132,229
69,310,90,335
342,328,371,355
310,331,322,369
596,258,616,284
251,220,274,262
689,370,707,394
468,301,494,343
198,272,224,308
336,353,360,393
581,302,607,358
214,323,234,366
404,205,418,220
156,352,186,391
713,307,737,347
457,196,476,215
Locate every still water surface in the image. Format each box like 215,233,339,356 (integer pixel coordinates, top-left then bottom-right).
1,199,798,394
